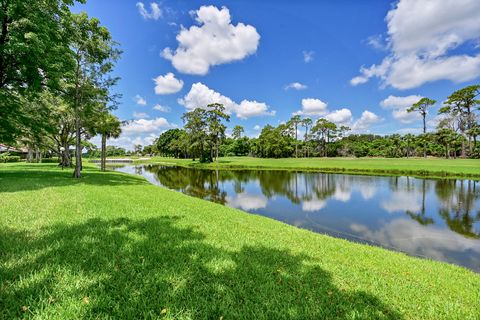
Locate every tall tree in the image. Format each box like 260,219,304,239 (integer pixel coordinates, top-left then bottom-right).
0,0,82,143
407,97,436,157
440,85,480,157
183,108,208,162
232,125,244,140
66,12,120,178
301,118,312,157
288,115,302,158
312,118,336,157
206,103,230,162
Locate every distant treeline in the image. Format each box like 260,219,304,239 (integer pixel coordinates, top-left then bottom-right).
144,85,480,161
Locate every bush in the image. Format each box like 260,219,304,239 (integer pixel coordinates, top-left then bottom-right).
0,153,21,163
41,157,60,163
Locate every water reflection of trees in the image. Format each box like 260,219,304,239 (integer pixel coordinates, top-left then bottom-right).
144,165,228,205
435,179,480,238
144,165,480,239
382,176,480,238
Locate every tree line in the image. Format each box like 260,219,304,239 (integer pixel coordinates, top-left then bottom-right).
0,0,122,176
148,85,480,160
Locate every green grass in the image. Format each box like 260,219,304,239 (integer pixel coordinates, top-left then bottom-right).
1,163,479,319
137,156,480,179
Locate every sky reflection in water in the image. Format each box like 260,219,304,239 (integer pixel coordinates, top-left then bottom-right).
113,165,480,272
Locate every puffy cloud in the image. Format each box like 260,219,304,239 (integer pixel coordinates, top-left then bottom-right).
153,104,171,112
133,112,149,119
178,82,275,119
303,50,314,63
253,125,261,130
134,94,147,106
325,108,352,125
351,110,381,131
136,2,162,20
380,95,423,124
284,82,308,90
293,98,328,116
236,100,275,120
179,82,235,111
153,72,184,95
122,117,173,134
162,5,260,75
351,0,480,89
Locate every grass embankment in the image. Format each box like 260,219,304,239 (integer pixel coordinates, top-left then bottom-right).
138,156,480,179
1,163,479,319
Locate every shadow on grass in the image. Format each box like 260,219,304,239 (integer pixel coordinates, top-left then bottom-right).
0,217,401,319
0,166,148,193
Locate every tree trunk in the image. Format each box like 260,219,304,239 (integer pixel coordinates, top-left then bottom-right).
461,140,466,158
101,133,106,171
422,116,427,157
27,147,33,163
73,116,82,178
295,124,298,158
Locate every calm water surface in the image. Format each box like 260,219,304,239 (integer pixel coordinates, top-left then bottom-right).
113,164,480,272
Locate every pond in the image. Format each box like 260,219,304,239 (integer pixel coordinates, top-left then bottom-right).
112,164,480,272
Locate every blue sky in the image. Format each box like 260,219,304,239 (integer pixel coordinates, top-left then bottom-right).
74,0,480,149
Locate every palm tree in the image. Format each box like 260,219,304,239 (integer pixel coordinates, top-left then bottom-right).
96,113,121,171
407,97,436,157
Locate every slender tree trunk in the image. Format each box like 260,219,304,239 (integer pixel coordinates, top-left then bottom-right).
446,144,449,159
73,116,82,178
422,115,427,158
295,124,298,158
101,133,106,171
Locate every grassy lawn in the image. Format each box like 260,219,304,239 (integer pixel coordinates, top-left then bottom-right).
1,163,479,319
138,156,480,179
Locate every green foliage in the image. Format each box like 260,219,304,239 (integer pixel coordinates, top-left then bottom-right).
0,153,20,163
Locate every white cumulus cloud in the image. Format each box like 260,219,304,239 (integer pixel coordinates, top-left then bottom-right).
178,82,275,119
136,2,162,20
153,72,184,95
325,108,352,125
162,5,260,75
351,0,480,89
352,110,381,131
293,98,328,116
122,117,173,134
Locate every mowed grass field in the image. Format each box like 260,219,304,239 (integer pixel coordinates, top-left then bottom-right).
141,156,480,178
1,163,479,319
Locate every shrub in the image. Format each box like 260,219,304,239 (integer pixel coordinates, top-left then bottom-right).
0,153,21,163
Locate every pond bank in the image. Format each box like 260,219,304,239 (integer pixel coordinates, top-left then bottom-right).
133,156,480,180
1,163,479,319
